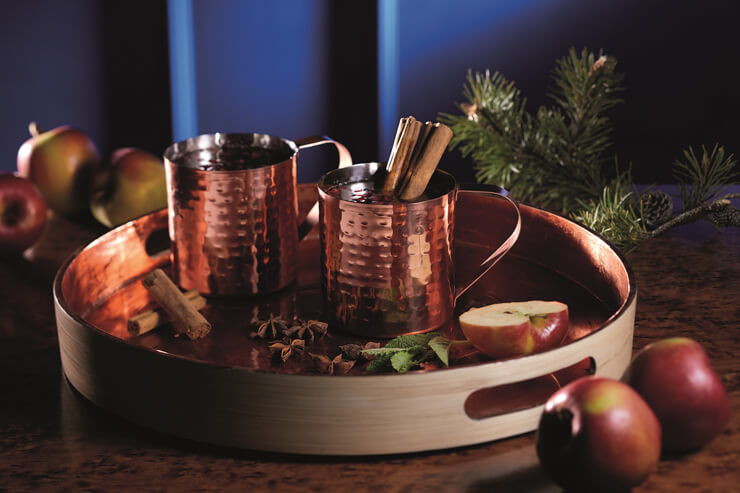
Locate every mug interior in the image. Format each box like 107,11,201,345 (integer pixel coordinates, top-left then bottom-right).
318,162,457,204
164,133,298,171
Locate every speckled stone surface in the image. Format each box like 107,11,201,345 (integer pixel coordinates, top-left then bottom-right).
1,185,738,492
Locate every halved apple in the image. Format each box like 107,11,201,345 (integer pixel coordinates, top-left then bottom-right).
459,300,569,359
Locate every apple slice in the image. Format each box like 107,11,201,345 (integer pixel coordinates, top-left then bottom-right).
459,300,569,358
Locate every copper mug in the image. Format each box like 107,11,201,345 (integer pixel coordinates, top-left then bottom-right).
164,133,351,297
318,162,521,337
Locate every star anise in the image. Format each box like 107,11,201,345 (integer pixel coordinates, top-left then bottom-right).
309,353,355,375
339,341,381,361
250,314,289,340
283,319,328,343
268,337,305,363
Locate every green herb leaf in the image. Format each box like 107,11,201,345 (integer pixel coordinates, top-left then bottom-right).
390,351,414,372
428,336,451,367
363,333,452,373
362,346,418,356
392,348,436,373
385,332,441,349
366,355,393,372
363,345,425,372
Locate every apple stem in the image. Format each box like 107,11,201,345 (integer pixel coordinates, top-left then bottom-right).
28,122,41,138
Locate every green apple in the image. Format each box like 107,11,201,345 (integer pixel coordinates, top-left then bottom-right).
17,122,100,217
90,148,167,228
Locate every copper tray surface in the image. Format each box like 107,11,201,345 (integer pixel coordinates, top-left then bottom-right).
53,186,636,455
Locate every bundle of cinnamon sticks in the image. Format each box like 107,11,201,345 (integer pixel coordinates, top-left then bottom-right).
381,116,453,201
128,268,211,340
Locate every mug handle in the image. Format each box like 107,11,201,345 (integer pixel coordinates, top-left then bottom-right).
293,136,353,239
454,184,522,302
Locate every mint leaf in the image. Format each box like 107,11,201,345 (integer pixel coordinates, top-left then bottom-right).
385,332,441,349
362,346,418,356
367,355,393,372
428,336,451,367
363,332,451,373
390,351,414,372
363,345,424,372
392,347,437,372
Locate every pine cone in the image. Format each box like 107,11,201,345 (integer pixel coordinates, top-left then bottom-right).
640,191,673,230
711,205,740,227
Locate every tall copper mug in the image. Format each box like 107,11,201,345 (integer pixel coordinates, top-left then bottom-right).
318,163,521,338
164,133,352,297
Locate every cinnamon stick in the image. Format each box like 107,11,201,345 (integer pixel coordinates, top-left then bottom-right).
399,123,453,201
382,117,422,196
398,121,433,195
128,289,206,336
390,117,408,156
141,269,211,339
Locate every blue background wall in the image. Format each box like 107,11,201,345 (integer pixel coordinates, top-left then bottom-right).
0,2,171,173
189,0,334,182
392,0,740,182
1,0,739,185
0,1,107,165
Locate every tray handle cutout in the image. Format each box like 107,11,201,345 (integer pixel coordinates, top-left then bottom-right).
464,357,595,420
144,228,171,258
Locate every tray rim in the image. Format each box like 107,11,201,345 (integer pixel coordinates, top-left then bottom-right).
53,205,636,378
53,202,637,455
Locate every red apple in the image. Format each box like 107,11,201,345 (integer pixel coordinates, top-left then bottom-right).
459,300,569,358
622,337,731,452
17,121,100,217
89,148,167,228
536,376,661,492
0,173,48,255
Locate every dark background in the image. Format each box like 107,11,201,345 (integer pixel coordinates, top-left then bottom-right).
1,0,738,184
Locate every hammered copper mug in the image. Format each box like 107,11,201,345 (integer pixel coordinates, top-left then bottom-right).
318,162,521,337
164,133,351,297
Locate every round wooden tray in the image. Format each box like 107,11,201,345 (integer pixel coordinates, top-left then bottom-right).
53,186,636,455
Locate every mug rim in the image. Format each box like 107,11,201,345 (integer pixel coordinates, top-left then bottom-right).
318,162,457,207
163,132,299,171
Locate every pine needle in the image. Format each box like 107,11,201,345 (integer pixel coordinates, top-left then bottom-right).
572,181,647,253
673,144,739,211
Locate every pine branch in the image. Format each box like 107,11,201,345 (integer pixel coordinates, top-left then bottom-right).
572,181,647,253
441,48,625,213
674,144,739,211
647,193,740,237
442,48,739,253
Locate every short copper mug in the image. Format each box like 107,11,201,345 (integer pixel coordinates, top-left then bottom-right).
318,162,521,337
164,133,351,297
